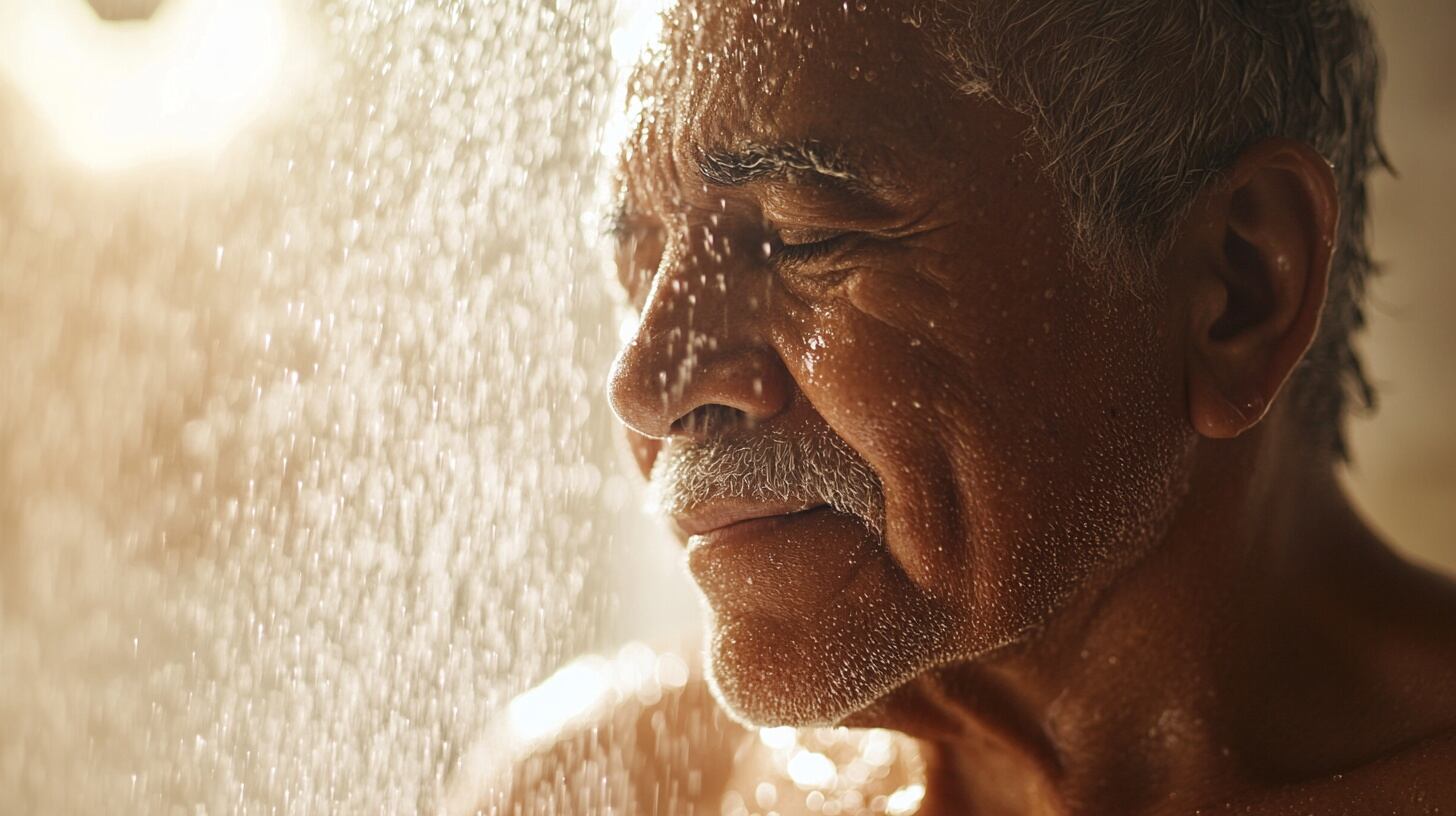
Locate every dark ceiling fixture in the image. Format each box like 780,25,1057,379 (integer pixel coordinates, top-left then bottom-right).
86,0,169,22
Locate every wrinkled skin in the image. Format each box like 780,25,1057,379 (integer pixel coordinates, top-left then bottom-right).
609,0,1194,729
478,1,1456,813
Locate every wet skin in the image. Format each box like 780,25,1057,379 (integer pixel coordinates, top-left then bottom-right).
492,1,1456,813
609,0,1196,733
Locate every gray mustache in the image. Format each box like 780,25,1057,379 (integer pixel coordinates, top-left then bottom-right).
648,428,886,536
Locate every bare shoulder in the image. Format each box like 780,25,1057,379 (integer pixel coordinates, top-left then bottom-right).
1213,549,1456,814
1198,730,1456,815
446,645,750,816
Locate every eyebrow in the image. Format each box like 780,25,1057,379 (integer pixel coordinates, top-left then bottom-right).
603,140,889,240
695,140,870,191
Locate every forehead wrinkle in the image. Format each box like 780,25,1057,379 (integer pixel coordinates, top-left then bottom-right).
618,1,920,216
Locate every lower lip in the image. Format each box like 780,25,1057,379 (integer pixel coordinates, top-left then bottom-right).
684,505,883,617
685,505,833,553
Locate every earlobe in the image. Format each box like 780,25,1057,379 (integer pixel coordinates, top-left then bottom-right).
1180,138,1339,441
1189,376,1268,439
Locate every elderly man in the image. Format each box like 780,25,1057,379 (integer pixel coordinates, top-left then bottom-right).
470,0,1456,812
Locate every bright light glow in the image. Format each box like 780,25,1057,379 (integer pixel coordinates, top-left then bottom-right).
0,0,288,171
654,651,689,688
861,727,896,765
505,656,612,744
886,783,927,816
601,0,670,157
759,725,799,750
785,749,837,790
610,0,669,69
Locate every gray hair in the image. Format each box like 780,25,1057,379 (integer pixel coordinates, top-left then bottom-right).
649,419,887,536
930,0,1387,458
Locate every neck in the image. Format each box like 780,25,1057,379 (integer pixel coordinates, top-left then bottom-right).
863,418,1420,815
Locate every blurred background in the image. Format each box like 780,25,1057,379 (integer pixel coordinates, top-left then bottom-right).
0,0,1449,812
1341,1,1456,571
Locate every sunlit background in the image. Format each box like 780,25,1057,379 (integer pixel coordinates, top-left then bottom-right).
0,0,1449,812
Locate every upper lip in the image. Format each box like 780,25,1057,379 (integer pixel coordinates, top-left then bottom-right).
671,498,828,536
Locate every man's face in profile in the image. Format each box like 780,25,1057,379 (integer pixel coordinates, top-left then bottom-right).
607,0,1199,727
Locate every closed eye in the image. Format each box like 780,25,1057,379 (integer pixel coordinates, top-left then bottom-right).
768,231,853,267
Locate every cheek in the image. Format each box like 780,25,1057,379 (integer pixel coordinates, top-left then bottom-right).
937,290,1191,618
777,270,1190,616
774,291,988,584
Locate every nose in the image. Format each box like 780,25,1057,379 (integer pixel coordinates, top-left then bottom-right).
607,223,794,440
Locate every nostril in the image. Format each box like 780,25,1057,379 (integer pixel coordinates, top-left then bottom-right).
672,404,752,438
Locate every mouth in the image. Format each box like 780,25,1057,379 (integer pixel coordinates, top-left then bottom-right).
672,500,831,541
680,499,882,619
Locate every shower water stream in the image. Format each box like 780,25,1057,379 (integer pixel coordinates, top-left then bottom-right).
0,0,662,811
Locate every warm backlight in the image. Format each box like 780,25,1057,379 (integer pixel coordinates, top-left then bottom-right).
0,0,287,171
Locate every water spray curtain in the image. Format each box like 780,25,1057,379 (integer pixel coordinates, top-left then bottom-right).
0,1,627,811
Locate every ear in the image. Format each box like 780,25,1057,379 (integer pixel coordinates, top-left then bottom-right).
1177,138,1339,440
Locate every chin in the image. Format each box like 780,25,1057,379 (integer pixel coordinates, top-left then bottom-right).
701,613,923,728
691,527,1163,731
694,548,958,728
681,508,923,725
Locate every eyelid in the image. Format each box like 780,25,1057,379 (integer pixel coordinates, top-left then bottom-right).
767,229,856,268
777,226,846,246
